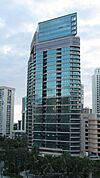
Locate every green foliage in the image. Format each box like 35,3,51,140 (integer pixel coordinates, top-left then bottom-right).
1,137,100,177
0,137,28,175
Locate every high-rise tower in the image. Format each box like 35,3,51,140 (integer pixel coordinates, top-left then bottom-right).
27,12,81,155
92,68,100,114
0,86,15,138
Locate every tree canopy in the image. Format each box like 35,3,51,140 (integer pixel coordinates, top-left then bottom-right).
0,137,100,178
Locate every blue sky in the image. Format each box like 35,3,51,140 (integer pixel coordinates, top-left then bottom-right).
0,0,100,121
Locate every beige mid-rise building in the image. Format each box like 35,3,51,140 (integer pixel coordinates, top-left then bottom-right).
81,112,100,158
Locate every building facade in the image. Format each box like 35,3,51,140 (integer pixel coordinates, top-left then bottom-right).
81,84,84,111
13,119,26,139
81,113,100,159
27,12,81,155
22,96,27,132
92,68,100,114
0,86,15,138
81,113,88,156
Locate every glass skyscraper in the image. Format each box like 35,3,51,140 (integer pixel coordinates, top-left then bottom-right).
27,12,81,155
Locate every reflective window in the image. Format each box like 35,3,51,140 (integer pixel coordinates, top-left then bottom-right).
62,47,70,52
46,106,56,113
35,75,42,80
35,79,42,88
35,89,42,95
61,80,70,87
61,88,70,96
46,98,56,105
47,81,56,88
36,52,43,58
59,115,70,123
34,96,42,104
45,115,57,123
61,106,70,113
47,65,56,71
36,67,43,72
34,106,42,113
48,50,56,56
38,13,77,42
47,73,56,81
47,58,56,65
59,124,70,132
45,124,56,131
58,133,70,141
46,142,56,148
34,115,42,122
47,89,56,97
45,133,56,140
62,71,70,78
62,63,70,68
36,63,43,68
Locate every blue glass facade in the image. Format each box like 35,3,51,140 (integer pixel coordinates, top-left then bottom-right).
37,13,77,42
27,13,81,155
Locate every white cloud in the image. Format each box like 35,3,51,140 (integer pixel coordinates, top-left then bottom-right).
13,0,33,6
81,36,100,108
21,22,34,33
0,17,5,28
5,23,34,38
81,38,100,70
0,45,12,54
79,16,100,28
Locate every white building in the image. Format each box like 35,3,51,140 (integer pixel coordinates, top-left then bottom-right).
92,68,100,114
0,86,15,138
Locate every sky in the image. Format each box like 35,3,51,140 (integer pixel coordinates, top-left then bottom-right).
0,0,100,122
